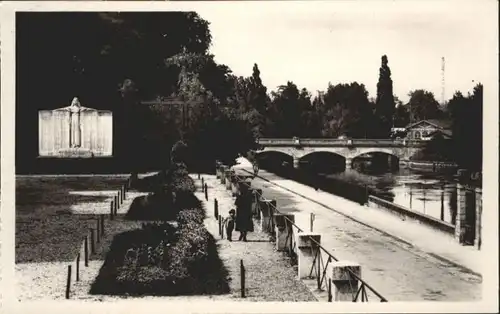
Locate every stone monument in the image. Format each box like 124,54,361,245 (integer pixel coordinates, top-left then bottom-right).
38,97,113,157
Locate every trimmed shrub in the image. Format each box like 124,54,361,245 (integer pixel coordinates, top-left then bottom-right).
94,151,228,296
178,209,204,226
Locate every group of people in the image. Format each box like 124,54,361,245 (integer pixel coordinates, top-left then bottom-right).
223,183,254,242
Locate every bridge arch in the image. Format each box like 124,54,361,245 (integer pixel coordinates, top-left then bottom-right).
300,150,347,160
254,150,294,166
300,151,347,173
349,148,403,160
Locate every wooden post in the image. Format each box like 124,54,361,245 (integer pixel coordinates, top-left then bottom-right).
110,200,114,220
328,278,332,302
114,196,118,216
214,198,219,220
219,216,224,239
90,228,95,254
65,265,72,299
84,236,89,267
100,215,105,236
205,183,208,201
310,213,315,232
96,219,100,243
440,191,445,221
240,259,246,298
76,253,80,282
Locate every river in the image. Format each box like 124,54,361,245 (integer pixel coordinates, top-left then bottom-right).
257,159,460,225
323,168,458,225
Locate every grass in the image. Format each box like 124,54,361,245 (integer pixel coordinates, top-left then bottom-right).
16,175,128,263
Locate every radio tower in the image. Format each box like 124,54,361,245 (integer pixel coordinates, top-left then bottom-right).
441,57,446,106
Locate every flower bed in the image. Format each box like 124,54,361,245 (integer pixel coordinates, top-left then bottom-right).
91,160,228,296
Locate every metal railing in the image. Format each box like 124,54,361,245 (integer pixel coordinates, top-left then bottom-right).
226,170,388,302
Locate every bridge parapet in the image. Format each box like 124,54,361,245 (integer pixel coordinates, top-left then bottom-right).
257,138,426,148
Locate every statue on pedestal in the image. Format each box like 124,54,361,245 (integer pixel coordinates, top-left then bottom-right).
69,97,82,148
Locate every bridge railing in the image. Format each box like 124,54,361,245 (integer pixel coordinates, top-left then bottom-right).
257,138,426,147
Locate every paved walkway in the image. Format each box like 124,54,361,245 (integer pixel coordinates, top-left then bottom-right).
231,159,482,301
192,175,317,302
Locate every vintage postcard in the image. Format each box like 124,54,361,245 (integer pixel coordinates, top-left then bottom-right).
1,1,498,313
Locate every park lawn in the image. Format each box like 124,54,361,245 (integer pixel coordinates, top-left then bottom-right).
15,175,129,263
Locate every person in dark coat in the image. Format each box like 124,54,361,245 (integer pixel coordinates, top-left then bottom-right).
235,183,254,241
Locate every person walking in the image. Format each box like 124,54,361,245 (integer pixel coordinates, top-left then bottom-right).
235,183,254,241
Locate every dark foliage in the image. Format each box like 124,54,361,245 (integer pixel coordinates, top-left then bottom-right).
17,14,482,174
374,55,396,138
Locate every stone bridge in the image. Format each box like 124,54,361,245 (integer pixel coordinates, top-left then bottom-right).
255,138,426,168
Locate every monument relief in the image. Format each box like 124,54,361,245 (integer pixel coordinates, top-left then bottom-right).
38,97,113,157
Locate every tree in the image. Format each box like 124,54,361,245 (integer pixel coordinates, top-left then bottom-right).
449,84,483,171
406,89,443,121
267,82,311,137
393,101,410,127
320,82,373,138
16,12,214,172
374,55,395,138
249,64,269,114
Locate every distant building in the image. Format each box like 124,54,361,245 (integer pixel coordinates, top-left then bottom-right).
405,119,453,141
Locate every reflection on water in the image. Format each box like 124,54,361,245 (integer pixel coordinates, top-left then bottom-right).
256,154,460,225
324,168,458,225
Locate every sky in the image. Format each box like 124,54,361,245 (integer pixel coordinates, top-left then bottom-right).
195,1,496,103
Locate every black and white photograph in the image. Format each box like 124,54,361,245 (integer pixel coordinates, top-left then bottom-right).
0,1,498,313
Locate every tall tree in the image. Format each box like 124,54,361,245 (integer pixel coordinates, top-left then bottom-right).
406,89,443,122
449,84,483,171
249,63,268,113
374,55,395,138
321,82,373,138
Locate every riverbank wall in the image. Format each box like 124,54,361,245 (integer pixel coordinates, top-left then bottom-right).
367,195,456,239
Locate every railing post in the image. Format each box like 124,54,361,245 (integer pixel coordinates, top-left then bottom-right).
214,198,219,220
90,228,95,254
100,215,105,236
270,200,276,232
76,253,80,282
310,213,315,232
240,259,246,298
219,215,223,239
65,265,72,299
296,233,321,279
84,236,89,267
96,219,100,243
110,200,114,220
328,278,333,302
205,183,208,201
252,189,262,218
274,214,295,252
330,261,361,302
260,200,274,234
